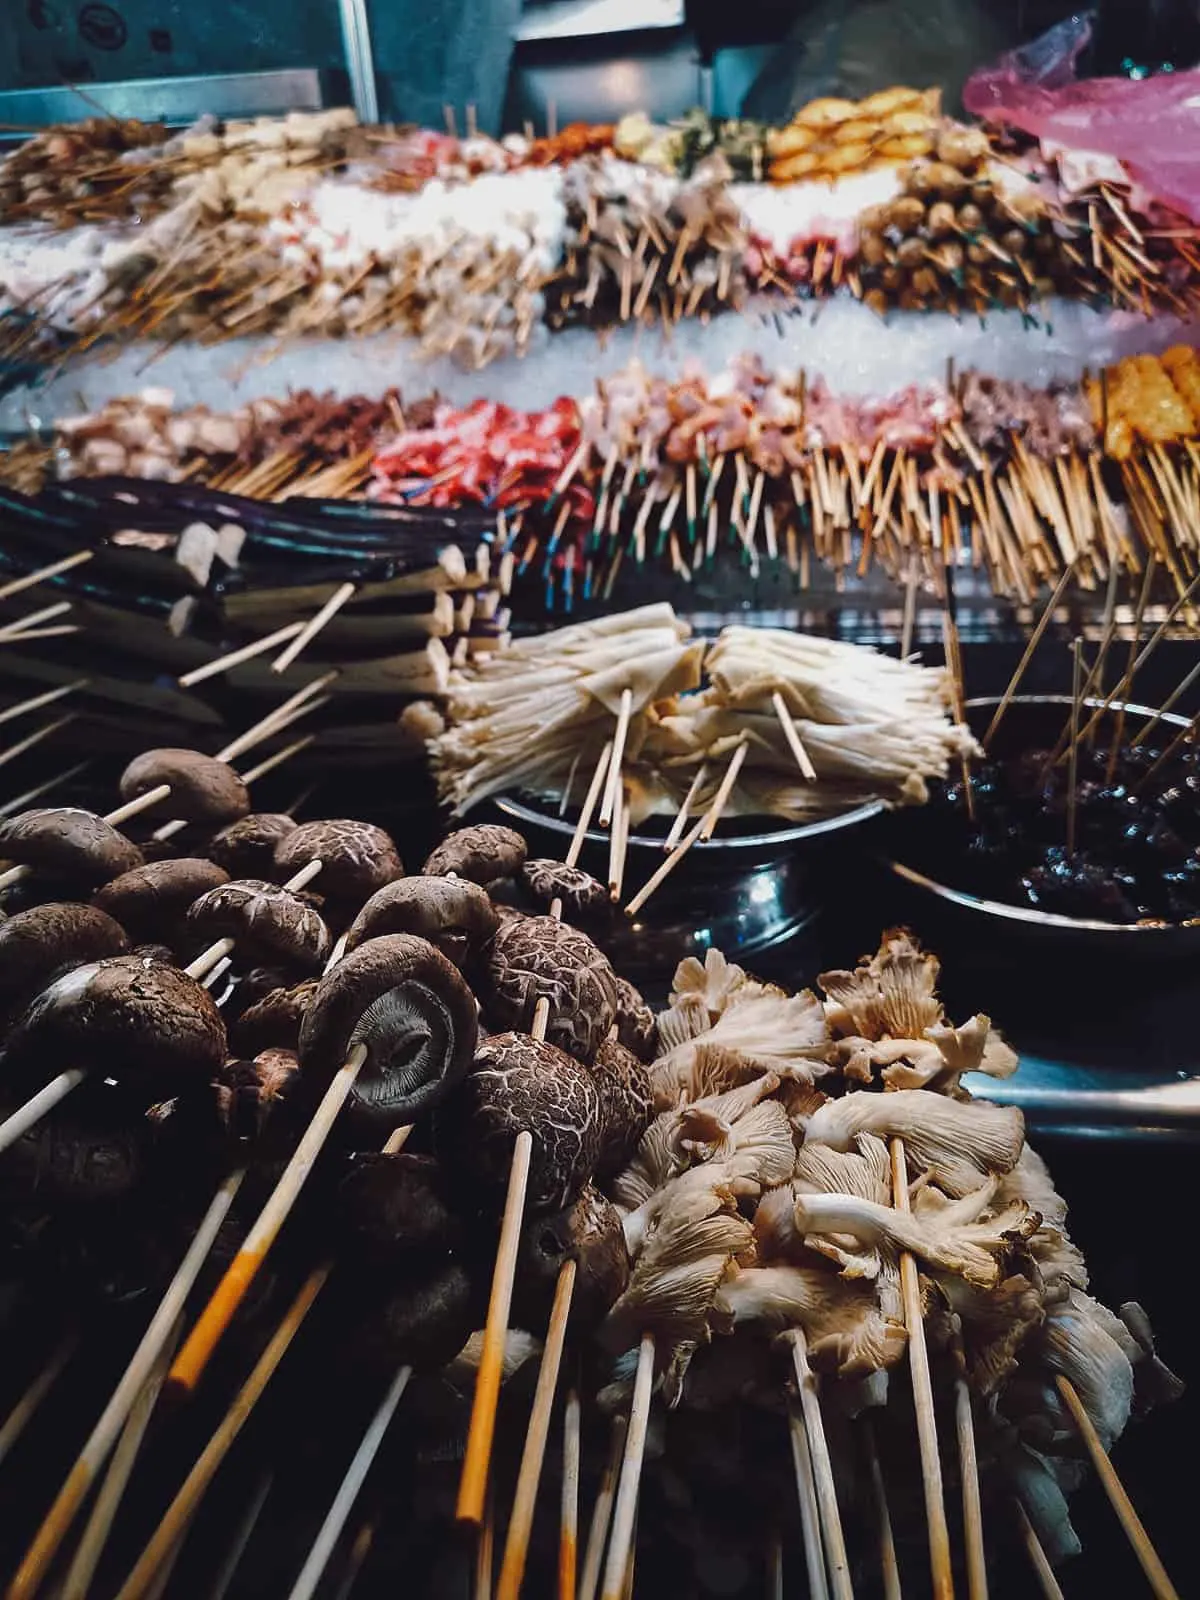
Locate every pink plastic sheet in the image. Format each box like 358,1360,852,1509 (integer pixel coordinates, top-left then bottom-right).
964,15,1200,221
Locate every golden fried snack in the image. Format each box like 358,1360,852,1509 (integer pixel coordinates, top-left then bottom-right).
769,150,824,183
858,86,925,118
884,109,942,137
766,123,817,158
823,140,874,174
794,97,859,130
878,133,935,162
1160,346,1200,424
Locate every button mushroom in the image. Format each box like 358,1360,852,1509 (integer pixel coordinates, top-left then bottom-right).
0,809,143,889
514,1181,630,1332
344,876,499,969
208,813,298,879
93,859,229,948
614,974,658,1062
0,902,129,1019
298,933,478,1136
422,824,526,886
521,859,608,917
437,1032,602,1214
231,978,319,1056
187,879,332,973
592,1035,654,1179
273,819,403,904
0,953,227,1104
480,914,618,1065
119,749,250,827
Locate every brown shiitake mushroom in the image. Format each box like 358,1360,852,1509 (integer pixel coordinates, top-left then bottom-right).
481,915,618,1066
273,819,403,902
422,824,526,887
187,879,331,973
336,1151,463,1261
214,1048,300,1147
231,979,318,1056
93,858,229,947
513,1182,629,1332
298,933,478,1134
592,1035,654,1178
347,1259,476,1374
208,813,297,879
614,975,657,1062
0,808,143,888
119,749,250,827
0,902,129,1014
520,859,608,918
0,954,226,1102
0,1086,145,1207
344,876,498,969
437,1032,602,1214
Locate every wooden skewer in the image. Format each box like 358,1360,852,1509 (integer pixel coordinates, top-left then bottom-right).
579,1417,626,1600
788,1401,829,1600
559,1378,582,1600
0,624,79,644
0,761,92,820
286,1365,413,1600
953,1348,987,1600
59,1319,183,1600
184,859,324,984
0,679,88,728
0,1068,89,1156
566,741,612,868
0,713,75,771
1066,639,1083,857
767,1530,784,1600
475,1487,496,1600
272,583,357,673
0,1333,78,1470
891,1138,954,1600
206,1468,276,1600
178,621,305,686
1132,656,1200,747
624,741,747,917
607,781,629,900
600,688,634,828
1012,1501,1065,1600
599,1332,654,1600
862,1415,901,1600
900,561,920,660
664,764,707,850
772,690,817,781
495,1260,579,1600
8,1168,246,1599
217,672,339,764
1055,1377,1180,1599
0,549,94,602
0,599,74,639
789,1332,852,1600
984,564,1076,747
237,733,317,788
152,726,320,846
114,1266,329,1600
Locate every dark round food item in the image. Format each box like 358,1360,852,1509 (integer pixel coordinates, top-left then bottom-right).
214,1048,300,1146
350,1259,475,1373
93,858,229,946
438,1032,602,1214
0,953,227,1101
521,858,608,916
187,879,331,972
0,808,143,887
299,934,478,1134
231,979,318,1056
422,824,526,886
208,813,297,879
274,819,402,902
514,1182,629,1331
591,1036,654,1178
119,749,250,827
0,902,129,1012
614,974,658,1062
481,915,617,1065
336,1151,463,1261
345,876,498,968
0,1094,144,1206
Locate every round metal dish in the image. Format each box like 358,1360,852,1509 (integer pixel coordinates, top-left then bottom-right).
881,694,1199,958
490,791,887,974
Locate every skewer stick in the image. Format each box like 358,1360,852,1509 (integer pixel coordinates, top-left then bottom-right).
560,1379,582,1600
862,1415,901,1600
953,1358,987,1600
789,1333,852,1600
787,1401,829,1600
984,564,1076,747
273,583,357,673
1012,1502,1065,1600
664,764,707,850
0,1069,88,1156
237,733,317,788
580,1417,626,1600
900,561,920,660
217,672,339,763
184,859,324,983
566,741,611,868
475,1488,495,1600
496,1260,578,1600
1132,656,1200,747
115,1266,330,1600
205,1468,275,1600
0,713,75,771
286,1364,413,1600
0,680,88,728
60,1318,183,1600
767,1530,784,1600
178,621,305,686
599,1332,654,1600
625,742,747,917
0,549,94,601
0,1333,78,1470
0,600,74,639
891,1138,954,1600
600,689,633,828
9,1168,246,1599
0,625,79,644
166,1050,363,1397
1055,1377,1179,1599
772,691,817,781
152,727,320,845
1066,639,1083,857
607,782,629,900
0,762,92,820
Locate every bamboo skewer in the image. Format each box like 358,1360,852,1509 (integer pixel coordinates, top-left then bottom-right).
789,1332,853,1600
0,761,93,819
1055,1377,1180,1599
206,1469,276,1600
953,1346,987,1600
0,1333,78,1470
0,713,75,771
0,549,94,601
891,1138,954,1600
273,583,358,673
983,564,1076,747
788,1402,829,1600
580,1417,626,1600
862,1416,901,1600
1066,639,1083,856
0,680,88,728
178,621,306,686
600,688,634,828
772,690,817,781
560,1378,582,1600
1013,1502,1065,1600
599,1332,654,1600
0,624,80,644
664,763,707,850
624,739,748,917
0,599,74,638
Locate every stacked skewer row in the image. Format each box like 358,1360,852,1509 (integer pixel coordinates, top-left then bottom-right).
0,671,1186,1599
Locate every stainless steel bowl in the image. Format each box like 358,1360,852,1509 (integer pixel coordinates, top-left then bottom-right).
882,694,1199,957
489,791,886,976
